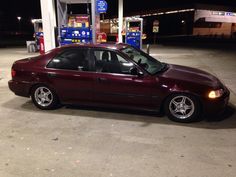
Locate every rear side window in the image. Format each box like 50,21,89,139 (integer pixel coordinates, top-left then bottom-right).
47,48,89,71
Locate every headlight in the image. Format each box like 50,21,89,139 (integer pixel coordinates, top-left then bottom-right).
208,89,224,99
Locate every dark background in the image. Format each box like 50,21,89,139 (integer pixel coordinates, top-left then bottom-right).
1,0,236,32
0,0,236,46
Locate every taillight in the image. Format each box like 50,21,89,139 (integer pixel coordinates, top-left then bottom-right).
11,68,16,78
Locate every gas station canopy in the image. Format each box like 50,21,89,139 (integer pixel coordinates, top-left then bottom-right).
40,0,124,52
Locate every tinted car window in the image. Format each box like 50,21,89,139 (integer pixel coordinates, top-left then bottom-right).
121,46,164,75
93,50,134,74
47,49,89,71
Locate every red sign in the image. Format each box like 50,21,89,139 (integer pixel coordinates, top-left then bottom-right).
68,15,90,28
39,36,45,54
97,32,107,43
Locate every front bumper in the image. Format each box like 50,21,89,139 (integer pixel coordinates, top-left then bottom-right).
8,80,31,97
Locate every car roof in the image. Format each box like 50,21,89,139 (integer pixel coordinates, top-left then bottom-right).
58,43,129,51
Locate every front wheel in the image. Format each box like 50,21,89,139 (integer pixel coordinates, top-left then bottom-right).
164,94,201,123
31,85,59,110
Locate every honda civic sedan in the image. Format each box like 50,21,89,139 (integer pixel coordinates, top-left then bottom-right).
8,43,230,122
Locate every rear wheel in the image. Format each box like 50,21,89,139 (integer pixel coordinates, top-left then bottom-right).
31,85,59,110
164,94,201,123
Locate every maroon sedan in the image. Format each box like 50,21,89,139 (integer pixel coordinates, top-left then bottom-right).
8,43,230,122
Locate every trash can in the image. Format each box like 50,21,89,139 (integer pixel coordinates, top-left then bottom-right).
26,41,37,53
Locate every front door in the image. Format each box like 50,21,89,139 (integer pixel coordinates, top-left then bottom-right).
91,49,154,109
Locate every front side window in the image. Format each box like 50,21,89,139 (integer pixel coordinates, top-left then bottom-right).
121,46,165,75
93,50,134,74
47,48,89,71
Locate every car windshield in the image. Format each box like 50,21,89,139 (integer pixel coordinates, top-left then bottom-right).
121,46,165,75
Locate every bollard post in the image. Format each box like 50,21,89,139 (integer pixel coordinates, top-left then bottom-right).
147,44,150,55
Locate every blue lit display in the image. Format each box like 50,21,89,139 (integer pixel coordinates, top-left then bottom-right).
126,32,141,49
60,27,92,46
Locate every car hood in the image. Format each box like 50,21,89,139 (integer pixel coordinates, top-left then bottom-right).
160,64,221,88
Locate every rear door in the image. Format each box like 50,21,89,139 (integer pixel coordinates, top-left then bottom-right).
45,48,94,103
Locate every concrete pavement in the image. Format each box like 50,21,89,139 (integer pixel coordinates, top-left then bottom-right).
0,46,236,177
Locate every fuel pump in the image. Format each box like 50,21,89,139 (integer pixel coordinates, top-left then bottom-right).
59,1,93,46
60,15,92,45
32,19,43,51
125,17,143,49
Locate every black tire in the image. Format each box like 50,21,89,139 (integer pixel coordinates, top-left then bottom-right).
31,85,59,110
164,93,201,123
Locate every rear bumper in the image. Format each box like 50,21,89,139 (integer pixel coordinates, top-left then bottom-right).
203,88,230,116
8,80,31,97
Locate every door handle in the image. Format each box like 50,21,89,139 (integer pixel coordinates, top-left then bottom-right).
97,77,107,82
47,72,57,78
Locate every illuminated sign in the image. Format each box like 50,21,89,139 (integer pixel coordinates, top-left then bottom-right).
96,0,108,13
212,11,236,16
153,20,159,33
195,10,236,23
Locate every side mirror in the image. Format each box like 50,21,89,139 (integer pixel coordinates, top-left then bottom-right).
130,67,144,77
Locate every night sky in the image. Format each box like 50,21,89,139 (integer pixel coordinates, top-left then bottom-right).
0,0,236,33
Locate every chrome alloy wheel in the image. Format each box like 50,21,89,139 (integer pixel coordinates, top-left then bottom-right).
34,87,53,107
169,95,195,119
